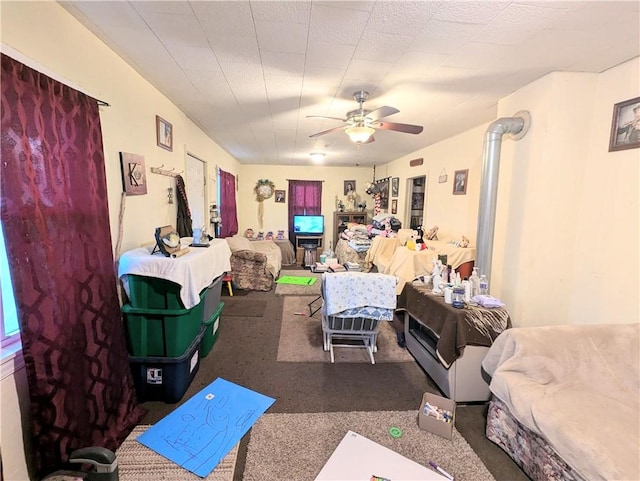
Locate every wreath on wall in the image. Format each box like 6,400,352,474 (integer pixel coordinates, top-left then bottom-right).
254,179,275,202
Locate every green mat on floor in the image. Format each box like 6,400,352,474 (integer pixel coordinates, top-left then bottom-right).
276,275,317,286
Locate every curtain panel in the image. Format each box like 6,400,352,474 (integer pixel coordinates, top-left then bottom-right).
0,54,144,477
287,180,323,242
219,169,238,238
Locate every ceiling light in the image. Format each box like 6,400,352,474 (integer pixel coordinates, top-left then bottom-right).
310,152,325,162
345,126,375,143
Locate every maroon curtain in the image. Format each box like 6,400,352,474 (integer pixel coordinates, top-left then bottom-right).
0,54,144,477
287,180,323,242
219,169,238,238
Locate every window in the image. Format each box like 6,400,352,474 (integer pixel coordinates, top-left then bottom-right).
1,221,20,350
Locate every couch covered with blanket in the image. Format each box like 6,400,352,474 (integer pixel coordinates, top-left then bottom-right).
482,323,639,481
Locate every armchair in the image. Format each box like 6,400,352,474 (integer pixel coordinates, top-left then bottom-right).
230,249,274,291
226,236,282,291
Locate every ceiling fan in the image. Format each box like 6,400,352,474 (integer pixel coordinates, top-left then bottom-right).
308,90,423,144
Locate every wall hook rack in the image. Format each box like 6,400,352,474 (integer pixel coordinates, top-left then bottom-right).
150,165,183,177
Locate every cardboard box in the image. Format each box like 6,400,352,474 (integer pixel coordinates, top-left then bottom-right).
417,392,456,440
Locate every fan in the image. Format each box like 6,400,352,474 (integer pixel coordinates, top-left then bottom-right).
308,90,423,144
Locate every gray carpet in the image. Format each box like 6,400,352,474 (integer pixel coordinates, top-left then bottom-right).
275,270,322,296
223,299,266,317
117,425,238,481
277,295,414,363
243,411,495,481
140,287,530,481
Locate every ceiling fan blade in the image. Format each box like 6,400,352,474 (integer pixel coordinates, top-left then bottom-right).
366,106,399,121
375,121,423,134
306,115,347,122
309,125,346,138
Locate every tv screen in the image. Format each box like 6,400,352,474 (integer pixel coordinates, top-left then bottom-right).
293,215,324,235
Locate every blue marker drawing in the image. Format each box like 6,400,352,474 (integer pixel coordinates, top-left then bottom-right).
137,378,275,477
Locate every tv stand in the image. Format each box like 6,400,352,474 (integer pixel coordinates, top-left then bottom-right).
295,235,323,266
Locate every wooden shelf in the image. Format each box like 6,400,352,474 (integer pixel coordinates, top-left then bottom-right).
333,211,368,248
295,235,323,266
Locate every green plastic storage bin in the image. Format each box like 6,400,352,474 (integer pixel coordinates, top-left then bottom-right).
122,300,205,357
125,274,223,320
200,302,224,358
125,275,184,310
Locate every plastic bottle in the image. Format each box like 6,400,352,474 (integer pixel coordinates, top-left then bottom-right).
469,267,480,296
479,274,489,295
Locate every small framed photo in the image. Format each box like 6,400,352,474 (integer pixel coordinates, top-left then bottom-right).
119,152,147,195
411,192,424,209
609,97,640,152
274,190,286,203
156,115,173,151
391,199,397,214
344,180,356,196
391,177,399,197
453,169,468,195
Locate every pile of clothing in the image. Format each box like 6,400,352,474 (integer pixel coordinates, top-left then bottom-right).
339,223,372,252
371,213,402,236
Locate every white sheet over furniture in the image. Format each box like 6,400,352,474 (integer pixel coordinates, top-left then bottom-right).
225,236,282,279
482,323,640,481
424,240,475,269
118,239,232,309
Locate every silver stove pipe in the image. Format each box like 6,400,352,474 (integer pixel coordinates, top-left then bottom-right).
475,111,530,283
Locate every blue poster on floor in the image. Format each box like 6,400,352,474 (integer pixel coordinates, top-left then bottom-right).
137,378,275,477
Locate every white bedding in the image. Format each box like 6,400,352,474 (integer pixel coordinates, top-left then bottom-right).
118,239,231,309
482,324,640,481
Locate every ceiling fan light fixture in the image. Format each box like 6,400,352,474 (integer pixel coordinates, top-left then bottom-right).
310,152,325,162
345,126,375,143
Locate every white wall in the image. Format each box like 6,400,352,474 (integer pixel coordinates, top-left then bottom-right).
492,60,639,327
380,124,488,244
1,359,32,481
236,165,374,248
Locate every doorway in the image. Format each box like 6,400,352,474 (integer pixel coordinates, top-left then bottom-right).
185,153,207,230
407,175,426,229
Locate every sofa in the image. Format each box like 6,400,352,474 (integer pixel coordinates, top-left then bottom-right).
482,323,639,481
225,236,282,291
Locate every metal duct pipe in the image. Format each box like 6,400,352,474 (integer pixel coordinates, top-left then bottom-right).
475,111,530,284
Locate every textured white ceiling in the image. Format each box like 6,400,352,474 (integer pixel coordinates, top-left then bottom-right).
61,1,640,166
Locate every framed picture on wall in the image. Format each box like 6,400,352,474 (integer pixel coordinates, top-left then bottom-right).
344,180,356,195
379,178,390,209
274,190,285,203
391,199,397,214
453,169,468,195
156,115,173,151
609,96,640,152
119,152,147,195
391,177,399,197
411,192,424,209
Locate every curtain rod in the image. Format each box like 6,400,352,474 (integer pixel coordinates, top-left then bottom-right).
286,179,325,182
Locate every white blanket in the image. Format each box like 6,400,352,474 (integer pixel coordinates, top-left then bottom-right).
482,323,640,481
118,239,231,309
322,272,396,317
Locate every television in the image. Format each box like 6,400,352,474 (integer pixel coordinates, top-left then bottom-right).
293,215,324,235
